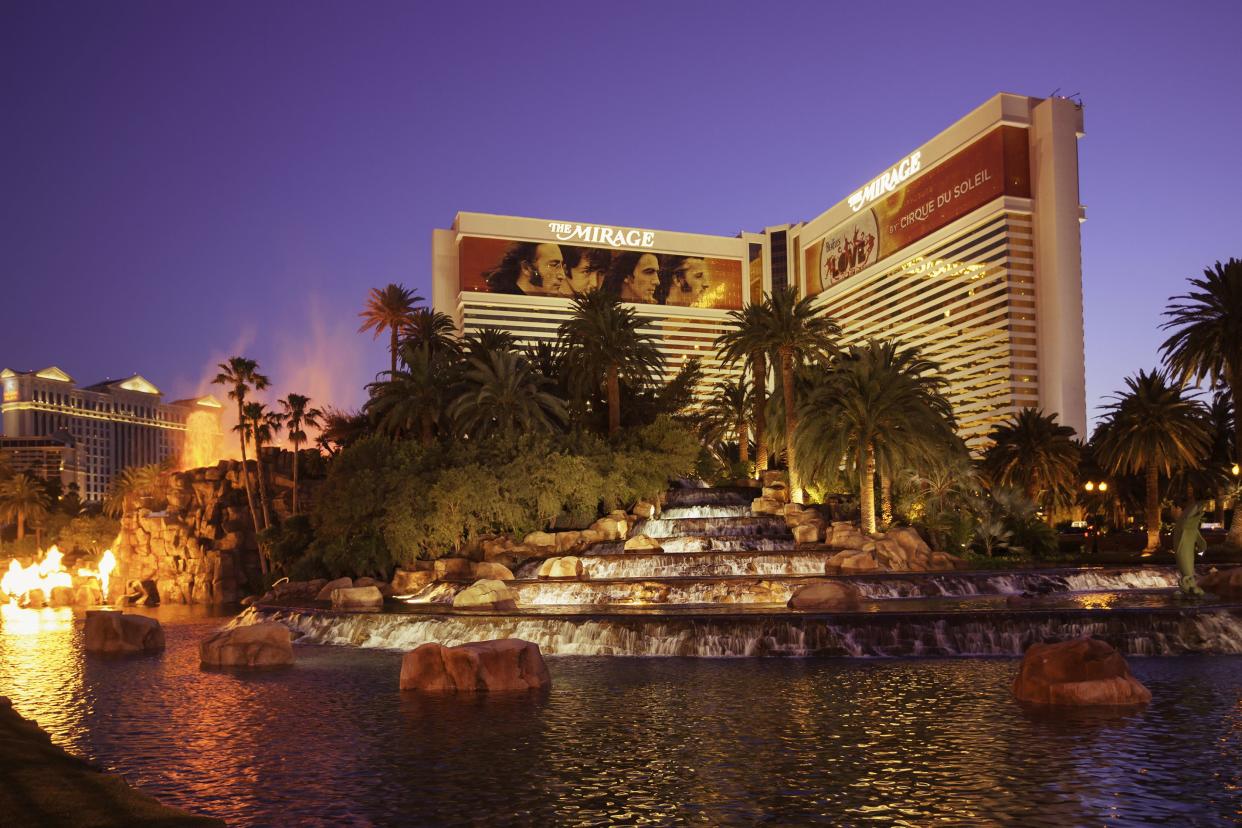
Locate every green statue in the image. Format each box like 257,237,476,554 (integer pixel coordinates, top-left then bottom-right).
1172,500,1206,598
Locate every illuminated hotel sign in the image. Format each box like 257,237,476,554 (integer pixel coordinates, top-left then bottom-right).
548,221,656,249
847,152,922,212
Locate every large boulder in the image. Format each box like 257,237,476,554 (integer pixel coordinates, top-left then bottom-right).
1012,638,1151,706
314,577,352,601
399,639,551,693
452,579,518,610
200,622,293,668
590,515,628,541
751,497,783,516
473,562,515,581
632,501,657,520
330,585,384,609
83,611,165,655
792,521,824,544
623,534,662,552
888,527,931,559
761,483,789,504
787,581,862,611
828,522,868,549
1199,566,1242,599
537,556,584,580
522,531,556,551
827,549,878,574
434,558,475,580
391,569,437,595
554,531,582,554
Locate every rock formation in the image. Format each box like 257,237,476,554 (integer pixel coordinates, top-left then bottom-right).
399,639,551,692
83,611,165,655
451,579,518,610
1198,566,1242,599
537,556,584,580
787,581,862,611
199,622,294,668
1012,638,1152,706
330,585,384,609
113,456,319,605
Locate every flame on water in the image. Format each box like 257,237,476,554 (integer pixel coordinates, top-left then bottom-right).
77,549,117,601
1,546,116,608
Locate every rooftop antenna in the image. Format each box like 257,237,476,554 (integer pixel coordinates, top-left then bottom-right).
1049,87,1061,98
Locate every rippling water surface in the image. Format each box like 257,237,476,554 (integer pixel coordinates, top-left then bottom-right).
1,605,1240,826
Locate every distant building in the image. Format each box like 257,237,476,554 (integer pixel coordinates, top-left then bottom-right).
0,366,223,502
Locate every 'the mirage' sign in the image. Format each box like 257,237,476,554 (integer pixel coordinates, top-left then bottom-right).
847,151,922,212
548,222,656,249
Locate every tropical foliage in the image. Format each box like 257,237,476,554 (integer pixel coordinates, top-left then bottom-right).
981,408,1081,521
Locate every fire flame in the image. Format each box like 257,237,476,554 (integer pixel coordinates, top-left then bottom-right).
77,549,117,601
181,409,223,469
1,546,116,607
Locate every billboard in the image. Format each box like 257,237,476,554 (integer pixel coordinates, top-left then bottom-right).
459,236,744,310
805,125,1031,295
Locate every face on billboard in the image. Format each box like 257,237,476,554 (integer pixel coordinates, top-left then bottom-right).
459,236,743,309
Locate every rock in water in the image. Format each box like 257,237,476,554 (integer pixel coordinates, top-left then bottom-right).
83,611,165,655
536,556,584,580
399,640,551,692
787,581,861,610
199,622,293,668
391,569,437,595
314,577,352,601
330,585,384,609
1012,638,1151,706
452,579,518,610
1198,566,1242,599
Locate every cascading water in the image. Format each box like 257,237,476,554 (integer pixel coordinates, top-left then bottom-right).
251,484,1242,658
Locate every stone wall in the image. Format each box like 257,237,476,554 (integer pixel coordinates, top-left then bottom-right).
114,451,316,605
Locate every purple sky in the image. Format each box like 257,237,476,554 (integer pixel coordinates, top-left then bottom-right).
3,1,1240,430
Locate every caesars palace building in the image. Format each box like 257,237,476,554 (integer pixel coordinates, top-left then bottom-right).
432,93,1087,449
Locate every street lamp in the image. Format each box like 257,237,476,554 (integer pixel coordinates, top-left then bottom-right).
1232,463,1240,476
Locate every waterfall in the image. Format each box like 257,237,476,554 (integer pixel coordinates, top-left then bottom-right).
241,605,1242,658
582,552,831,578
661,487,757,508
636,515,791,541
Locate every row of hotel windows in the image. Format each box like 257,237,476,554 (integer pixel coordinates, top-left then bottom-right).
26,388,186,423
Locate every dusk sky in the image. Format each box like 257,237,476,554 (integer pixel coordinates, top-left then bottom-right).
3,1,1240,429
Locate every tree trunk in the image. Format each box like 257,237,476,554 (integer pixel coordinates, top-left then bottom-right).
236,402,266,575
254,446,273,531
860,442,876,534
780,347,802,503
607,363,621,436
1144,464,1160,554
753,350,768,470
420,413,434,447
16,511,24,541
880,469,893,526
292,442,300,516
737,418,749,465
390,327,399,378
1230,373,1242,548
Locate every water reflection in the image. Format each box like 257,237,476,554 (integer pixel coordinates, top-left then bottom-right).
1,608,1240,826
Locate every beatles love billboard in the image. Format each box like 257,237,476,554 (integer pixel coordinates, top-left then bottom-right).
805,125,1031,294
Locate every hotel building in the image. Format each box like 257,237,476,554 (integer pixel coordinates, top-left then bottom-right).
0,366,223,502
431,92,1087,447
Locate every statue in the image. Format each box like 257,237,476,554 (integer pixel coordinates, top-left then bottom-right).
1172,501,1206,598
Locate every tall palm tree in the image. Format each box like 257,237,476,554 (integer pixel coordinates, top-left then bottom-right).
1094,369,1212,553
315,407,370,456
402,307,460,356
279,393,323,515
464,327,518,359
700,379,752,466
102,464,170,518
212,356,269,539
242,401,283,532
0,473,50,541
756,287,840,502
716,302,771,470
559,289,664,436
359,283,423,376
795,340,956,532
981,408,1081,522
366,343,458,446
449,350,567,439
1160,257,1242,546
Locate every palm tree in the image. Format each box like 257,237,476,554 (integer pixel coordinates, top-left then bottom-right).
716,302,772,470
449,350,567,439
102,464,170,518
359,283,423,376
1094,369,1212,553
0,473,50,541
278,393,323,515
981,408,1081,522
700,379,752,466
559,289,664,436
464,327,518,359
366,343,458,446
757,287,840,503
402,307,459,356
315,407,370,456
212,356,269,538
1160,258,1242,546
241,401,282,531
795,340,956,532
